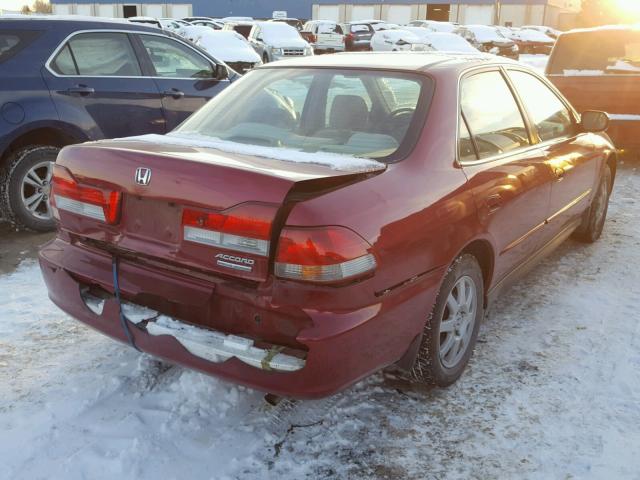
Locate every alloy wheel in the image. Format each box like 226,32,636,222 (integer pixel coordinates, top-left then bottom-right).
593,175,609,227
439,275,478,369
20,160,53,221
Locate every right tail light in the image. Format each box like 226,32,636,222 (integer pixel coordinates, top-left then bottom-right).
275,226,376,284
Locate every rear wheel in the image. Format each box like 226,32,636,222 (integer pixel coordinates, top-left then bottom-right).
409,254,484,387
0,146,59,231
573,164,612,243
262,53,269,64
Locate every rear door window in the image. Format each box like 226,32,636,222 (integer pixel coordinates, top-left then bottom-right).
0,30,41,63
51,44,76,75
460,71,531,160
51,32,142,76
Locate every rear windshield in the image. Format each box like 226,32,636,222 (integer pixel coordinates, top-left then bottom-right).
350,24,372,34
0,30,41,64
549,30,640,74
177,68,432,162
234,25,253,38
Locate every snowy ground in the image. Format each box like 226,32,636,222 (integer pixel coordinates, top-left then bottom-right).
1,160,640,480
518,54,549,72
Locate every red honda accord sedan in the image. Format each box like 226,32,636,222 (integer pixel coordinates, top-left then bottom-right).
39,52,616,398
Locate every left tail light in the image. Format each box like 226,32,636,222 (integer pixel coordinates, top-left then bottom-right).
182,203,274,257
51,164,122,225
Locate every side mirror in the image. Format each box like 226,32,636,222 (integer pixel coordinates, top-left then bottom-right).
581,110,609,133
215,64,228,81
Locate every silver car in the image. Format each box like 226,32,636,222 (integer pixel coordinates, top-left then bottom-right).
248,22,313,63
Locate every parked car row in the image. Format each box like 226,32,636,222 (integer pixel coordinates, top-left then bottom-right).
125,13,557,61
310,19,557,58
131,15,315,66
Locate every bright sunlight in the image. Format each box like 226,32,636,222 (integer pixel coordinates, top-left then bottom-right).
612,0,640,18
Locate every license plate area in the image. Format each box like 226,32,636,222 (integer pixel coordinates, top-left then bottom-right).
123,196,182,245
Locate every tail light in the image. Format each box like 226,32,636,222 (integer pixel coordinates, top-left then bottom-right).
51,164,122,225
275,226,376,284
309,33,317,43
182,203,273,256
345,33,354,43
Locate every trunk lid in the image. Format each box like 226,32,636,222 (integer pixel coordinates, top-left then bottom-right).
55,139,384,282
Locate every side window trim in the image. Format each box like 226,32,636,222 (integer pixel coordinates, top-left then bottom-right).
460,111,480,161
67,44,80,74
129,32,158,77
457,66,536,166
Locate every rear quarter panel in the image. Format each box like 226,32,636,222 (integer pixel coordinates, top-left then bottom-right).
0,27,66,157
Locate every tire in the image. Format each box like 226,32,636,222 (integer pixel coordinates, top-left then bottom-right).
262,53,269,64
0,146,59,232
409,254,484,387
573,164,612,243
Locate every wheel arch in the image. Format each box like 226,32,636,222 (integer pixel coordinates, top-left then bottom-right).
458,238,495,307
0,122,89,167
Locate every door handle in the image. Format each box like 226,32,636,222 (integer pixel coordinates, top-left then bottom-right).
67,85,95,96
163,88,185,99
487,193,503,213
553,167,565,180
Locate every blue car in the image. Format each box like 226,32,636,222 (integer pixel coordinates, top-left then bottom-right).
0,16,235,231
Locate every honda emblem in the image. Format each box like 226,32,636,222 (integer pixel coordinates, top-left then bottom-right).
135,167,152,186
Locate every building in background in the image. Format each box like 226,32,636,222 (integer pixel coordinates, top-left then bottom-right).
311,1,582,28
49,0,581,28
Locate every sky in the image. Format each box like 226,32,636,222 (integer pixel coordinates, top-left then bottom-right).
0,0,37,11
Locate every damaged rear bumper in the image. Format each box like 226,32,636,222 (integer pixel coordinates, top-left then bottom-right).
84,291,306,372
39,238,440,398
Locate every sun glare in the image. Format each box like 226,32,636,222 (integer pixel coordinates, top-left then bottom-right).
613,0,640,18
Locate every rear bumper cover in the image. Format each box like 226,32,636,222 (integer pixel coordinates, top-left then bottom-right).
39,238,439,398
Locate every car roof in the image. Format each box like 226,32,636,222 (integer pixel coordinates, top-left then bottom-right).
562,24,640,36
262,51,516,72
0,14,161,33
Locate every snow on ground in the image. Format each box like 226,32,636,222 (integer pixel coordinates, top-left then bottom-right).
518,54,549,72
2,163,640,479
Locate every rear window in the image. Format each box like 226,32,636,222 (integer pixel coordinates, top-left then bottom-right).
351,24,372,33
177,68,432,162
234,25,253,38
549,30,640,75
0,30,41,64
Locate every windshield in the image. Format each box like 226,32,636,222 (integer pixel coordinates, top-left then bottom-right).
470,26,505,42
428,34,477,52
177,68,431,162
548,29,640,74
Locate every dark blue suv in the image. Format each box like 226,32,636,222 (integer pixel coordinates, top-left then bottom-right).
0,17,234,231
